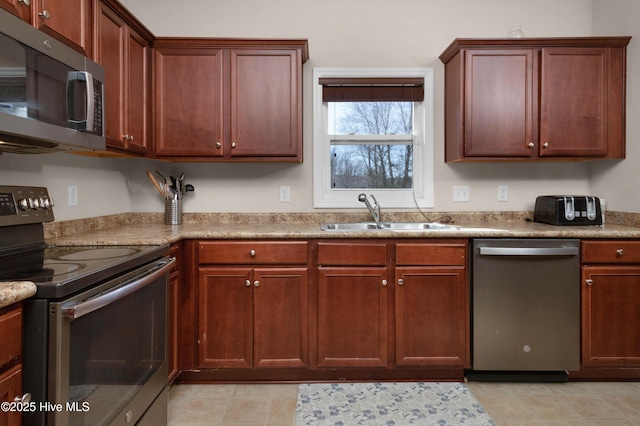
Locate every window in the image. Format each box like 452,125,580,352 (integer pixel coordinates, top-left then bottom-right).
313,68,434,208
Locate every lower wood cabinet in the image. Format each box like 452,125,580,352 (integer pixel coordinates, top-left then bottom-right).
186,238,470,381
395,241,469,368
316,266,389,368
0,303,23,426
315,239,469,369
197,241,309,369
581,240,640,368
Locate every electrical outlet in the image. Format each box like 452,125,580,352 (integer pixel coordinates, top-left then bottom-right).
68,186,78,206
453,186,469,202
279,186,290,203
498,185,508,202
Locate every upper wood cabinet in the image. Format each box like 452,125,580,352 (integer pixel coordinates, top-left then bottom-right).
36,0,92,55
153,38,309,162
0,0,32,22
94,0,153,155
440,37,631,162
1,0,91,55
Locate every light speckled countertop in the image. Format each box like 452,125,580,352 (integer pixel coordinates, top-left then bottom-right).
0,282,36,309
4,211,639,308
43,212,640,246
2,211,636,311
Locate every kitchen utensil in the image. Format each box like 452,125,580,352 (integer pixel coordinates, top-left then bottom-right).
146,170,166,198
155,170,169,197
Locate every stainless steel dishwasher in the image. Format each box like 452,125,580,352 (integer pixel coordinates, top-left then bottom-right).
471,239,580,378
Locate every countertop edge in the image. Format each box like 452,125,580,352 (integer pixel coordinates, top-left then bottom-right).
0,282,37,309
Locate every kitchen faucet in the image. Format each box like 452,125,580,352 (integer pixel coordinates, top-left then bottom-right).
358,193,381,224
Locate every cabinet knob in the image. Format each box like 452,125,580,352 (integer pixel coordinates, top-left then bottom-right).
250,249,256,257
216,142,221,149
397,279,404,286
14,393,31,403
245,280,251,287
18,0,30,5
231,142,237,148
543,142,549,148
254,280,260,287
586,279,593,286
528,143,534,148
617,249,625,256
381,279,387,286
39,10,50,19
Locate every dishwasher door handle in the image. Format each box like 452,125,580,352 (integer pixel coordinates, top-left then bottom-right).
478,246,579,256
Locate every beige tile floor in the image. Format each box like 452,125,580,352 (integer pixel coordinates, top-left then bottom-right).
168,381,640,425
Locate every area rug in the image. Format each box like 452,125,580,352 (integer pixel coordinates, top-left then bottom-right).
296,382,496,425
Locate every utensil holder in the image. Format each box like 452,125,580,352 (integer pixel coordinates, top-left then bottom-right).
165,199,183,225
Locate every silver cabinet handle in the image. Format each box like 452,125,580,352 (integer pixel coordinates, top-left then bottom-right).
231,142,237,148
617,249,625,256
18,0,30,5
39,10,50,19
216,142,221,148
543,142,549,148
381,279,387,286
586,279,593,286
245,280,251,287
254,280,260,287
250,249,256,257
397,279,404,286
528,143,534,148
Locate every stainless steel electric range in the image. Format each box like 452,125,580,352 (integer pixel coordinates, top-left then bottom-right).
0,186,173,426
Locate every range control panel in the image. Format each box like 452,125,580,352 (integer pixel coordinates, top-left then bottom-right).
0,186,55,227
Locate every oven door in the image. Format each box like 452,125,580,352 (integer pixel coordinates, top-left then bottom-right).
47,257,174,425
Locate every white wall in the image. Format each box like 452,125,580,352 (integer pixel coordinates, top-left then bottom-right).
590,0,640,213
5,0,628,221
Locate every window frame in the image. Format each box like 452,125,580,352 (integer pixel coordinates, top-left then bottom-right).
313,67,435,209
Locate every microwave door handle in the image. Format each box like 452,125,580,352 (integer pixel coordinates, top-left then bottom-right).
66,71,95,132
62,258,175,320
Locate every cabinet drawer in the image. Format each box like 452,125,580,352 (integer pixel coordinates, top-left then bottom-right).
317,242,387,266
0,306,22,369
582,240,640,264
396,240,468,266
199,241,308,264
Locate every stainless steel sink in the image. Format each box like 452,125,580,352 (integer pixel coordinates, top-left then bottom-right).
320,222,381,231
380,222,461,231
320,222,510,233
320,222,461,231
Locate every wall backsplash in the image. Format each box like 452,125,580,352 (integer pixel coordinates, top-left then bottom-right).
2,0,639,221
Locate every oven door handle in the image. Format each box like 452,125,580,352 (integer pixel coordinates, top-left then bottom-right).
62,257,175,319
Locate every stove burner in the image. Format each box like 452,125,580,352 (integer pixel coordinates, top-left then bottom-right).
0,262,84,283
54,247,141,261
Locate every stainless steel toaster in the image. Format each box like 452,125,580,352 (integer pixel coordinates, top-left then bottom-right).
533,195,603,226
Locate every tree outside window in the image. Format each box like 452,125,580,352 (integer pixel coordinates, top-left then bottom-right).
329,101,414,189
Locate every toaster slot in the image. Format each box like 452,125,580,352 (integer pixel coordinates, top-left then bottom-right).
586,196,597,220
563,196,575,221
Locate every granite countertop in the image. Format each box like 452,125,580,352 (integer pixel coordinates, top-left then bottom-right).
0,282,37,309
43,212,640,246
4,212,636,310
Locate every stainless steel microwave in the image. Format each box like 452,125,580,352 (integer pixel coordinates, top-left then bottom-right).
0,9,105,154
